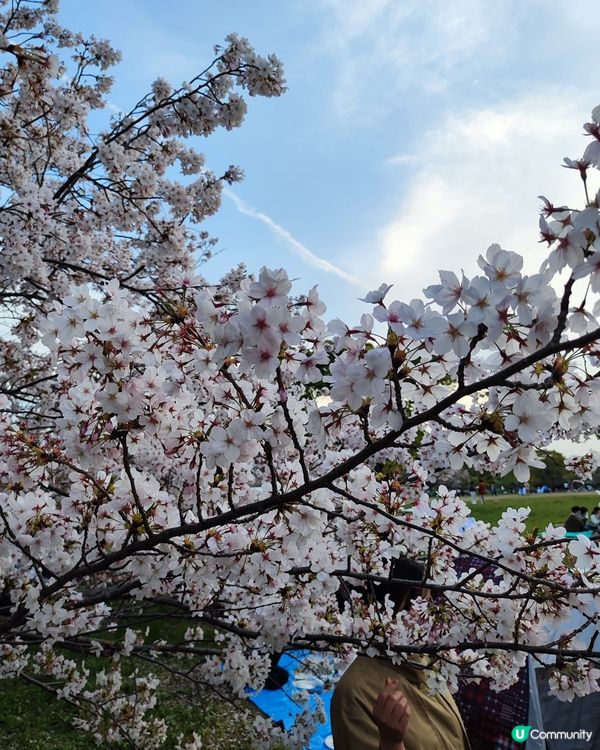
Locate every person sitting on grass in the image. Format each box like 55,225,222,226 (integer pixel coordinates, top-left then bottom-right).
564,506,585,532
588,507,600,531
331,557,469,750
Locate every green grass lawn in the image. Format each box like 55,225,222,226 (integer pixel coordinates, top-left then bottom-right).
467,491,599,530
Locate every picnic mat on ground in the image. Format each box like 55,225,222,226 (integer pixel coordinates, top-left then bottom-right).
248,650,334,749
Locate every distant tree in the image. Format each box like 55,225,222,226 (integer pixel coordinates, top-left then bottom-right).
528,450,575,488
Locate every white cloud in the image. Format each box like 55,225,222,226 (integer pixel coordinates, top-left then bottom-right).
319,0,511,118
365,92,593,298
225,189,366,289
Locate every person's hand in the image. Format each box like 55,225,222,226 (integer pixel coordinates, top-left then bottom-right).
372,677,411,750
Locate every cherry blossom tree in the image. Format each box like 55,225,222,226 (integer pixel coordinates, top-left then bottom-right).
2,1,600,748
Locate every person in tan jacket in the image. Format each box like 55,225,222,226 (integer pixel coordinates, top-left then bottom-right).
331,654,468,750
331,558,469,750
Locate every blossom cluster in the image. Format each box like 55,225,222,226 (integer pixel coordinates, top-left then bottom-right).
2,2,600,748
0,0,285,418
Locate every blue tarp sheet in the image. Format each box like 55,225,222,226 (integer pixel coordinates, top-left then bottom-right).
248,651,334,749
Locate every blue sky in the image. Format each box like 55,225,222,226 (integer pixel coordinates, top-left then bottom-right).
59,0,600,325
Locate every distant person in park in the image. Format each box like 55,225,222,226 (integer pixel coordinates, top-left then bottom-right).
331,558,469,750
588,507,600,531
264,651,289,690
477,481,486,503
579,506,589,527
564,506,585,532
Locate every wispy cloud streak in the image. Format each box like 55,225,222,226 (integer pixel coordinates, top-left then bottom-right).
225,189,365,289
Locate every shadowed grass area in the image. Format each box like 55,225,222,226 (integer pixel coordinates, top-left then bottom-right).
0,679,87,750
467,491,599,530
0,668,260,750
0,608,264,749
